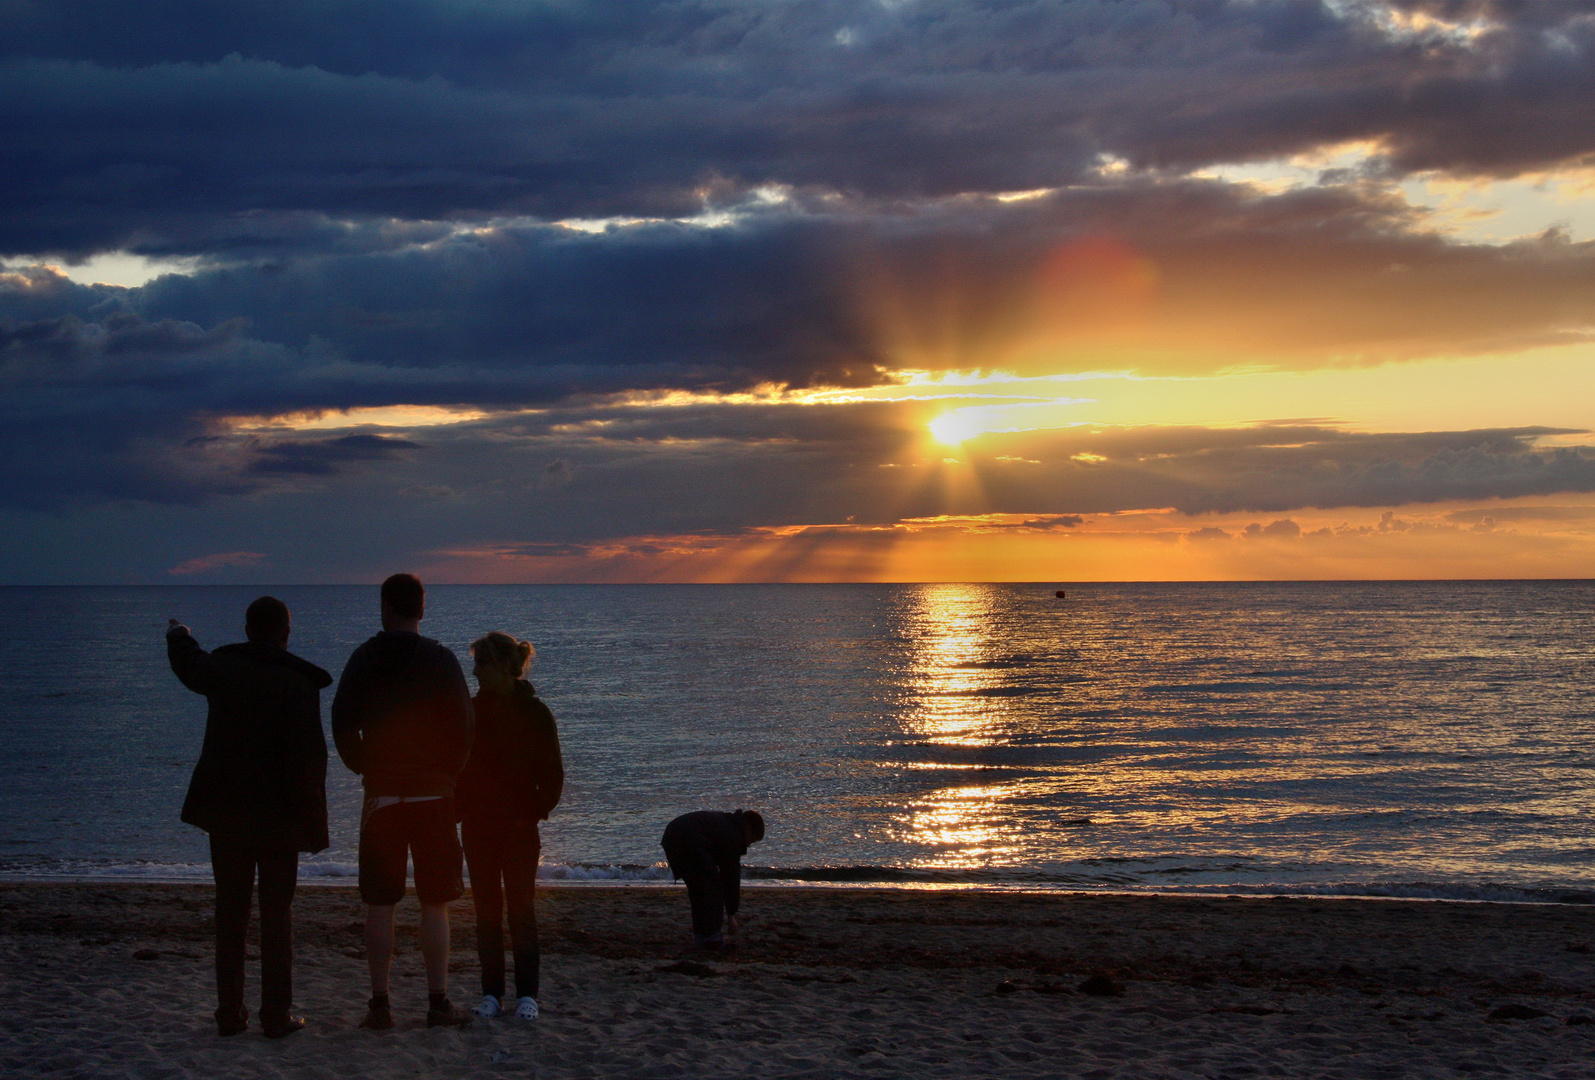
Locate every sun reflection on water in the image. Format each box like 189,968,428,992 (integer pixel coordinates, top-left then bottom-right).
896,781,1023,867
900,583,1013,746
893,584,1029,867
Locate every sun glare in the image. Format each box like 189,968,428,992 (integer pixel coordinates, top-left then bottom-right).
928,412,977,445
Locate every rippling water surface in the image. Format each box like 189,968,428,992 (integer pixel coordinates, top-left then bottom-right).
2,582,1592,899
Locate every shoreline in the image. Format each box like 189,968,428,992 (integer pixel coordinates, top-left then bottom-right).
6,881,1595,1077
3,872,1592,906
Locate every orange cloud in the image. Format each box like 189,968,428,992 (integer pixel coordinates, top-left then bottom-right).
169,551,267,576
417,497,1595,583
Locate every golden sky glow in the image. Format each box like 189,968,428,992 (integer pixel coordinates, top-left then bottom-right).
860,343,1595,445
277,338,1595,449
417,494,1595,584
237,405,491,431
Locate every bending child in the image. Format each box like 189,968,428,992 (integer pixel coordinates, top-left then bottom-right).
660,809,765,949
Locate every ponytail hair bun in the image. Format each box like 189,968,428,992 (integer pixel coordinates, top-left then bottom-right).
470,630,534,677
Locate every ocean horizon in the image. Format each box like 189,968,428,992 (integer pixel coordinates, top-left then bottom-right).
3,580,1593,903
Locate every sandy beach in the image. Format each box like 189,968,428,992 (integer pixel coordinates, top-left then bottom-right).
5,884,1595,1078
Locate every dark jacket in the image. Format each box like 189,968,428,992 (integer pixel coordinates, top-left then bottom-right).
456,680,564,825
330,631,474,797
167,631,332,853
661,811,750,918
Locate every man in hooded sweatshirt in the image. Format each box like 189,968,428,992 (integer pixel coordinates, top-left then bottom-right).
166,596,331,1039
332,573,475,1030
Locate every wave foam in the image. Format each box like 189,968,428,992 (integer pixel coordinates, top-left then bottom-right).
536,862,672,882
4,857,1592,904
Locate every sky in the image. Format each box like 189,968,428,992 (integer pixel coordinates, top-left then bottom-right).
4,0,1595,584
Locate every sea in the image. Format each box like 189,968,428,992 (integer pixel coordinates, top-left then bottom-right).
2,582,1593,902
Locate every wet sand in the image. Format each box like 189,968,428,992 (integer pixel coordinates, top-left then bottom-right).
4,882,1595,1077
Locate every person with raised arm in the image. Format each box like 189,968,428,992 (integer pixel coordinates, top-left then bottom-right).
331,573,475,1030
166,596,331,1038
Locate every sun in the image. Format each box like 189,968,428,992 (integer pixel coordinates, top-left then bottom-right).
928,411,980,445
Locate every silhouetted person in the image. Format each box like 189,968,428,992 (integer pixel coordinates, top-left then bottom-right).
166,597,331,1039
456,631,564,1021
331,573,474,1030
660,809,765,949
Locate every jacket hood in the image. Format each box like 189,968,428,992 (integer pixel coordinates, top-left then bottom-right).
476,678,538,701
214,641,333,689
364,630,430,667
370,630,424,651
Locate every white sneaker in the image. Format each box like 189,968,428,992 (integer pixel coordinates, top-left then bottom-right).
513,996,539,1021
472,995,503,1020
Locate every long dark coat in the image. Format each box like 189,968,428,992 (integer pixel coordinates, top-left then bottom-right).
168,631,332,853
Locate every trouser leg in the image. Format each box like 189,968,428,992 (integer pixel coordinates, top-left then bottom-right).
256,848,299,1021
209,834,254,1023
463,819,506,999
682,867,725,944
503,822,541,999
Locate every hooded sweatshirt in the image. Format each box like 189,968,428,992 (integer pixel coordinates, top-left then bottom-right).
455,680,564,825
330,631,474,797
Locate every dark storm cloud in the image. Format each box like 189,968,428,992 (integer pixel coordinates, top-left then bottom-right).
0,304,436,507
53,179,1595,393
968,425,1595,517
248,433,421,475
5,1,1595,257
0,240,890,509
1443,504,1595,525
0,307,270,509
130,214,882,390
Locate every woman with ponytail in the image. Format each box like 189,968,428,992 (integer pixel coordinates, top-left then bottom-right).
456,631,564,1021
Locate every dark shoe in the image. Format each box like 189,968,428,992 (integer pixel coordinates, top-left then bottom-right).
216,1005,248,1037
426,999,472,1028
262,1014,306,1039
359,998,394,1031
